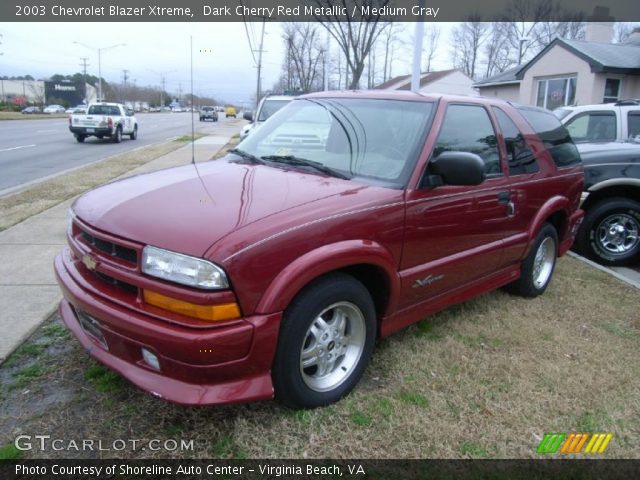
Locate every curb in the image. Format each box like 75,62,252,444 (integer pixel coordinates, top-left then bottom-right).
566,251,640,290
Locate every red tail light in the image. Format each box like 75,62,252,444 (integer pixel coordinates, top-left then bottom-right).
107,117,113,129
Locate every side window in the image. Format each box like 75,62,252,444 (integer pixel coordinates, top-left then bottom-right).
565,112,616,142
493,107,539,175
518,106,581,168
628,111,640,139
432,104,501,176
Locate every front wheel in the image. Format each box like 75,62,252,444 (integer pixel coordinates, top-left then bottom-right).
129,125,138,140
577,198,640,266
75,135,85,143
272,273,376,409
505,223,558,298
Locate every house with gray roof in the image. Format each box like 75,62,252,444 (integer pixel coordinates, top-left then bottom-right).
376,69,476,96
474,25,640,109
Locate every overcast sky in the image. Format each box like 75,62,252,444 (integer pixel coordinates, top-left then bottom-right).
0,22,456,105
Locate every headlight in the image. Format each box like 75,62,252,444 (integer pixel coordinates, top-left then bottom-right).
141,246,229,289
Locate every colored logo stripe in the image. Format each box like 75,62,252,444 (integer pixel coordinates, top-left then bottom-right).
537,433,613,454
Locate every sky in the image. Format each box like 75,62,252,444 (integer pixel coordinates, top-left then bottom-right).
0,22,455,106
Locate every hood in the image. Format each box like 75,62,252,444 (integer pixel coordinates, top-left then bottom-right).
72,157,367,257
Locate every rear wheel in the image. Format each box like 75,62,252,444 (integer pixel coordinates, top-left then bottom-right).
505,223,558,298
577,198,640,266
273,273,376,409
112,126,122,143
75,135,85,143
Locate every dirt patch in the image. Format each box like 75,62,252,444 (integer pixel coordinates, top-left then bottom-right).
0,256,638,459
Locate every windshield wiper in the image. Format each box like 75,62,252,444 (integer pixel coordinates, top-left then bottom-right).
229,148,265,165
261,155,351,180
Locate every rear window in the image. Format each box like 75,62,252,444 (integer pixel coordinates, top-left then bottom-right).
517,106,581,168
88,105,121,115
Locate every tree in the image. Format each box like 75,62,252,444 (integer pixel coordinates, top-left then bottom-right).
451,14,488,79
422,25,441,72
613,22,640,43
311,0,391,89
281,22,325,92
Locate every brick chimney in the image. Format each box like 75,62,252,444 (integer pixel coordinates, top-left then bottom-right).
585,6,614,43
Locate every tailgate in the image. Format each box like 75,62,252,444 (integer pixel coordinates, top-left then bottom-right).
72,115,107,128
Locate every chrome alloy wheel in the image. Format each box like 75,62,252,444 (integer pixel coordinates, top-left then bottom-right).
532,237,555,289
596,213,640,256
299,302,366,392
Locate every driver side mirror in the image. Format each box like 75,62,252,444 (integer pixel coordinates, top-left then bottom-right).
243,111,253,122
425,151,486,187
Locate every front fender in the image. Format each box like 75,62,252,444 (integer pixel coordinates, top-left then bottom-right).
254,240,400,315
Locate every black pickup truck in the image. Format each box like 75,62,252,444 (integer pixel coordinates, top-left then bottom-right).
575,141,640,266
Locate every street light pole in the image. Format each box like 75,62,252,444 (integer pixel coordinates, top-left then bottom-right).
73,41,126,101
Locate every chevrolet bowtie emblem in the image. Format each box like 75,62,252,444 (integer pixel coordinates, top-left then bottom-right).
82,254,98,271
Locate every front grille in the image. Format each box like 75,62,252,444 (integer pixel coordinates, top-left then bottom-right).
95,271,138,295
80,230,137,263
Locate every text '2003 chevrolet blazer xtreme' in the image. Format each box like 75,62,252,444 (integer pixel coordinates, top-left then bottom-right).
55,91,584,408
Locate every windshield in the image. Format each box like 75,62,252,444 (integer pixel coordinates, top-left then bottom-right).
237,97,434,188
257,99,292,121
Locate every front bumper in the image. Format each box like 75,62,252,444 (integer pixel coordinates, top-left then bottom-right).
54,249,280,405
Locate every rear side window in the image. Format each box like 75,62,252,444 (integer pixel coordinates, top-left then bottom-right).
565,111,616,142
517,106,581,168
493,107,539,175
433,104,501,176
629,111,640,139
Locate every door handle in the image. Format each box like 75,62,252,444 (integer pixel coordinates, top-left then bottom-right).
497,191,510,204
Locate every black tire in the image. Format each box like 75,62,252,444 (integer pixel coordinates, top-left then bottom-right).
577,197,640,266
199,117,203,122
96,135,103,139
504,223,558,298
130,125,138,140
112,126,122,143
75,135,85,143
272,273,376,409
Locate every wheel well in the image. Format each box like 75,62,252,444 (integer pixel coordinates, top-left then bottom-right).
583,185,640,211
336,264,390,321
545,210,566,239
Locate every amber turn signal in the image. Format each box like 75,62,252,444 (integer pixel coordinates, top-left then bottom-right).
143,290,240,322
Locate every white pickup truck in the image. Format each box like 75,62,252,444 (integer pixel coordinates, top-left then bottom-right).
69,102,138,143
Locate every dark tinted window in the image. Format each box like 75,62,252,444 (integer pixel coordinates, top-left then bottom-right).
629,111,640,139
493,107,539,175
518,106,581,168
433,104,501,175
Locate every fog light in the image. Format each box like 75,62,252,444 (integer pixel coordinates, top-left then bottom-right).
142,348,160,371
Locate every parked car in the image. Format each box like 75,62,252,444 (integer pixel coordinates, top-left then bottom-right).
69,102,137,143
573,140,640,266
241,95,295,140
21,106,41,114
555,100,640,143
225,106,237,118
55,92,584,409
199,106,218,122
66,104,87,114
43,104,66,114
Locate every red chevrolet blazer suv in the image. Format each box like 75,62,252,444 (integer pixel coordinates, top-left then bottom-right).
55,91,584,408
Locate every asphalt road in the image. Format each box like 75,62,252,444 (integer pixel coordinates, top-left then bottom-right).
0,112,236,194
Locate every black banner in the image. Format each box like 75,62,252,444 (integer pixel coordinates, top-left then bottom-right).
2,459,640,480
2,0,639,22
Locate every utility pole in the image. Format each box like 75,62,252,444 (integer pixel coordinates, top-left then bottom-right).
80,57,89,104
73,41,126,102
122,69,129,104
160,75,166,108
255,18,266,108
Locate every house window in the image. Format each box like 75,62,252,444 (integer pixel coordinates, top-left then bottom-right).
603,79,621,103
536,77,577,110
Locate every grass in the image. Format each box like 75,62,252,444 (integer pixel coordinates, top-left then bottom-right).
173,132,207,143
9,364,47,391
0,443,22,460
0,257,638,459
0,112,68,121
